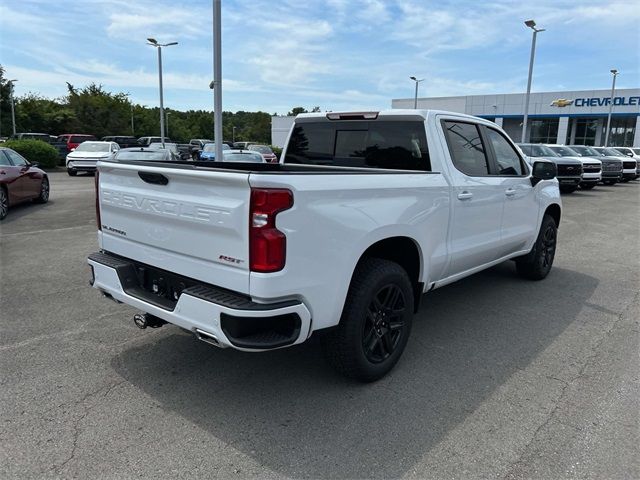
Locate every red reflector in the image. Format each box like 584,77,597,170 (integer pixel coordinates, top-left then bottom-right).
95,170,101,230
249,188,293,273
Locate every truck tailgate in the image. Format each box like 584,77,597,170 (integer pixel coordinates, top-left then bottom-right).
97,162,251,293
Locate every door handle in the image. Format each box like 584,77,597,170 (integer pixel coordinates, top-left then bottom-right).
505,188,516,197
457,191,473,201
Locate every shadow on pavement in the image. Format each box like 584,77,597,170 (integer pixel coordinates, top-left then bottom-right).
112,263,598,478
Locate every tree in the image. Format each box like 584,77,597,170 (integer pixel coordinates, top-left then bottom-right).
287,107,308,116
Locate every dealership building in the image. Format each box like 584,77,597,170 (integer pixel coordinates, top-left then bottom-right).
272,88,640,148
392,88,640,147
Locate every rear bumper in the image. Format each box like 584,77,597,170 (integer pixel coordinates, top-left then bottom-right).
88,251,312,351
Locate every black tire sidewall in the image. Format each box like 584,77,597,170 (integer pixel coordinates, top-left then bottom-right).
338,259,414,381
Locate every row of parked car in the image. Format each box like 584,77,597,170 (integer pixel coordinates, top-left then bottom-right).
64,138,279,176
4,133,279,167
516,143,640,193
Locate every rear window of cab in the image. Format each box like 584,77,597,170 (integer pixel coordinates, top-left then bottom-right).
284,120,431,171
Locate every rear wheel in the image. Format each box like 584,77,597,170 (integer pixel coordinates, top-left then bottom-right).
516,214,557,280
0,187,8,220
67,169,77,177
322,258,414,382
34,176,49,204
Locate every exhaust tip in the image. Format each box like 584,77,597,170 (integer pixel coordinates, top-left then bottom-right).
195,329,221,347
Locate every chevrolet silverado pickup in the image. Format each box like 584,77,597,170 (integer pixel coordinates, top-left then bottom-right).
546,144,601,190
516,143,582,193
88,110,562,381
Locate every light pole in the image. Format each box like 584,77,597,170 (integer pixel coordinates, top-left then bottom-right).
9,79,17,136
232,126,236,143
521,20,545,143
604,69,619,147
147,38,178,147
125,93,135,135
166,111,171,137
212,0,223,163
409,76,424,109
131,104,135,135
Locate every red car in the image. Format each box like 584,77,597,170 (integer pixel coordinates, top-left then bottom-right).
57,134,97,151
0,147,49,220
247,144,278,163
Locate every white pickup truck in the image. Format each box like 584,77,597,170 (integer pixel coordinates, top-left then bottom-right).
88,110,562,381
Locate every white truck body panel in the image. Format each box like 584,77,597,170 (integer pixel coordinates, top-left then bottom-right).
90,109,562,348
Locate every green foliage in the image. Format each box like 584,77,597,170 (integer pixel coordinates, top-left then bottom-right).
271,146,283,159
287,107,308,116
0,63,303,145
3,140,59,169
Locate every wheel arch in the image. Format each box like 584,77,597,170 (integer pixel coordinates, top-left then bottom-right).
355,236,424,313
545,203,561,227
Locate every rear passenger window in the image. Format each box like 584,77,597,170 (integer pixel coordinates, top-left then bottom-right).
485,128,525,175
0,151,11,166
443,121,489,176
285,121,431,171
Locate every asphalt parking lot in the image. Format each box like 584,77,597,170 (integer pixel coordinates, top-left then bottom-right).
1,171,638,479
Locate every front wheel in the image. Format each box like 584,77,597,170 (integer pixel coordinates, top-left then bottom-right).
0,187,8,220
34,176,49,204
322,258,414,382
516,214,557,280
580,183,596,190
67,169,77,177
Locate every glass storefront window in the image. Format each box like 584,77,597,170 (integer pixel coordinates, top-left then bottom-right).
529,118,559,144
605,117,636,147
572,118,599,146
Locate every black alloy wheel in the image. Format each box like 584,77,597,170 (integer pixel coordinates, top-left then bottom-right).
362,284,407,364
539,223,557,270
322,258,414,382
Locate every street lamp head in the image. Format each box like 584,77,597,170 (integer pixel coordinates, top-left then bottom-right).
166,42,178,46
147,37,158,45
611,69,618,75
524,19,536,28
410,76,417,81
9,79,18,82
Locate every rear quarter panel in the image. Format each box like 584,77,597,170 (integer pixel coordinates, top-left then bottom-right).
248,172,450,331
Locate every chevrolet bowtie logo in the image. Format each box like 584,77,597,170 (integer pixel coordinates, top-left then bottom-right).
550,99,574,107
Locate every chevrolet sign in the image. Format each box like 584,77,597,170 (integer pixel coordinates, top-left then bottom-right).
550,99,573,107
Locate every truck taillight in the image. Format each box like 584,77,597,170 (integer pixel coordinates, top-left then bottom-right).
249,188,293,273
95,170,101,230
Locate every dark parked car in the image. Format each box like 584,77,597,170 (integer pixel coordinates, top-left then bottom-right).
114,147,178,162
10,133,69,163
0,147,49,220
101,136,139,148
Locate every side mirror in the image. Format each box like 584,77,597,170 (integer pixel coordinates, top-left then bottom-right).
531,161,557,186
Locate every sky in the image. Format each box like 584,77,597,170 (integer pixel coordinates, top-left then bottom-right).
1,0,639,114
